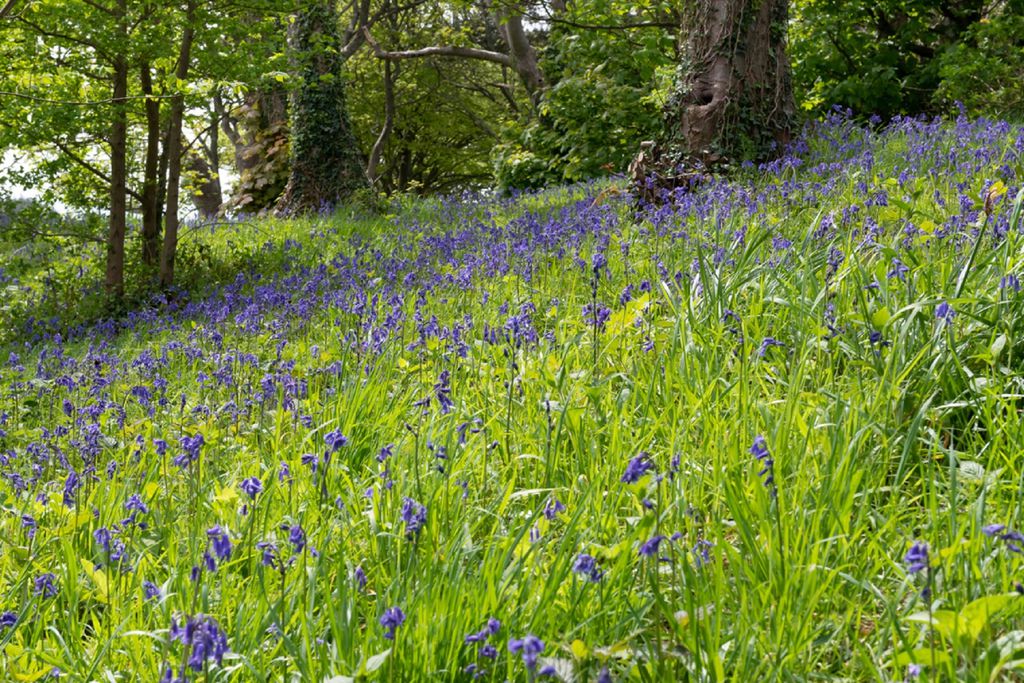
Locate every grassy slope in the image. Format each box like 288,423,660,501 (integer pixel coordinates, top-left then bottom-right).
2,113,1024,681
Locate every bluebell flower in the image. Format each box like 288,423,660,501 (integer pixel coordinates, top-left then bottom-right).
206,526,232,562
380,606,405,640
354,566,367,589
621,453,653,483
543,497,565,520
573,553,604,582
284,524,305,553
638,535,666,558
758,337,785,357
170,614,229,672
143,581,161,601
750,435,776,493
239,477,263,499
257,542,280,569
935,301,955,325
33,573,58,598
904,542,929,574
401,497,427,538
324,430,348,452
509,634,545,671
0,611,16,630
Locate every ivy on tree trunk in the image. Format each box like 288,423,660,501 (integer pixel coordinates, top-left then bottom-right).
278,0,367,214
664,0,795,166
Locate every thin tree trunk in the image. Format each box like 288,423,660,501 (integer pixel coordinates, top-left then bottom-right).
105,4,129,298
159,1,196,288
367,60,396,187
140,61,161,267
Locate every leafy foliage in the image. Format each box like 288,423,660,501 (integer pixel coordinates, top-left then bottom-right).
495,1,677,190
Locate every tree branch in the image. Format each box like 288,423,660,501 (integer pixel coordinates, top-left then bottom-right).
363,27,513,67
53,140,144,203
0,0,19,19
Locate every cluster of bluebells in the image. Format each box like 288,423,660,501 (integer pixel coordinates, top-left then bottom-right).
509,634,556,677
573,553,604,582
166,614,229,678
401,497,428,538
463,617,500,678
982,524,1024,553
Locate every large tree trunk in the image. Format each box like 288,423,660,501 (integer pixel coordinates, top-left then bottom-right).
105,7,129,298
277,0,367,214
140,61,161,267
158,1,196,288
663,0,794,166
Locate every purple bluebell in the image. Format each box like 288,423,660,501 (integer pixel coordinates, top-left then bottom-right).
573,553,604,582
380,606,405,640
170,614,229,672
33,573,58,598
543,497,566,520
904,542,929,574
638,535,666,558
239,477,263,499
621,453,654,483
935,301,955,325
509,634,545,671
324,430,348,452
143,581,161,601
401,497,428,538
206,526,232,562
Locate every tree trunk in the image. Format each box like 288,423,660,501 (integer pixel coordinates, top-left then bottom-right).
367,60,396,187
663,0,794,165
277,0,367,214
186,152,222,218
140,61,161,267
158,1,196,288
105,9,128,299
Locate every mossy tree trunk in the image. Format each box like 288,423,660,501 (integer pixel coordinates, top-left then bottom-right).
278,1,367,214
663,0,795,166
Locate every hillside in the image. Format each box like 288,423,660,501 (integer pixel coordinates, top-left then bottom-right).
3,112,1024,681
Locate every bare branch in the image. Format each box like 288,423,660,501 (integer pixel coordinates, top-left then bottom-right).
363,27,512,67
52,140,144,203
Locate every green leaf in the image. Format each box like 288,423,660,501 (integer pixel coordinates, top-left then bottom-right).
363,648,392,674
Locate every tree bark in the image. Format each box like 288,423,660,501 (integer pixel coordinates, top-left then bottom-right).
663,0,795,165
367,60,396,187
187,151,222,218
278,1,367,214
140,61,161,267
105,4,129,298
159,1,196,288
493,5,544,99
